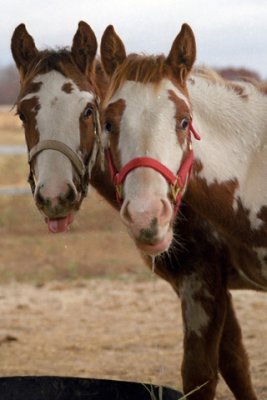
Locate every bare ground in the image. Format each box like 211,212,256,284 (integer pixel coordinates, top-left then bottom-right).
0,279,267,399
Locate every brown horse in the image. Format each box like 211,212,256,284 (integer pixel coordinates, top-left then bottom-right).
11,21,115,233
100,24,267,399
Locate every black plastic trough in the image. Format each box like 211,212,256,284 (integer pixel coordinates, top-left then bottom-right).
0,376,184,400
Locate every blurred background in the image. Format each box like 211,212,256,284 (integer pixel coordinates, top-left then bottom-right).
0,2,267,396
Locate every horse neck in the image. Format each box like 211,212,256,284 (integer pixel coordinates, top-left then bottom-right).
186,73,267,230
90,154,119,210
88,61,118,207
189,73,267,147
188,73,267,178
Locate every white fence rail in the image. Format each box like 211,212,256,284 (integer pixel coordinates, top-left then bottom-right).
0,145,26,155
0,145,29,196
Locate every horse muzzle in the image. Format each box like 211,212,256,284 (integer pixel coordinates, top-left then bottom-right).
120,197,173,255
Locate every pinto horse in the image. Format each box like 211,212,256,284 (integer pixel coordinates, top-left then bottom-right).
100,24,267,399
11,21,115,233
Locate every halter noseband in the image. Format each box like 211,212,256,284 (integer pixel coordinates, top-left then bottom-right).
106,120,200,213
27,98,101,200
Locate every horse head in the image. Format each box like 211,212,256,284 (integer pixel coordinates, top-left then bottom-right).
101,24,199,255
11,21,101,232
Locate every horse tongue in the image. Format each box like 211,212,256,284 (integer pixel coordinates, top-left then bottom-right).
47,216,72,233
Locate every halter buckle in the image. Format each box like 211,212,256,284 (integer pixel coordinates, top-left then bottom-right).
170,179,181,202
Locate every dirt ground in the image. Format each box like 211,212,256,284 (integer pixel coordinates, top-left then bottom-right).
1,108,267,399
0,279,267,399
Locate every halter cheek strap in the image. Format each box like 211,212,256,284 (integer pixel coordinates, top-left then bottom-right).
105,120,200,213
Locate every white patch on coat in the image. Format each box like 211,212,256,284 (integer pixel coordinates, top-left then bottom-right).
179,274,213,337
21,71,94,195
188,76,267,230
107,79,190,202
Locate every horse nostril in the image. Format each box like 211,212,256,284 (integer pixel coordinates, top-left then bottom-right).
160,198,172,225
35,187,46,207
64,185,77,203
120,201,133,226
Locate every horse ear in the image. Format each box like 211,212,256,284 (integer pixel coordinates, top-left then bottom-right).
71,21,97,75
11,24,38,75
100,25,126,76
166,23,196,82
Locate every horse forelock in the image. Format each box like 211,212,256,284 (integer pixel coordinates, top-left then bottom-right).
20,49,72,83
17,49,98,104
105,54,174,103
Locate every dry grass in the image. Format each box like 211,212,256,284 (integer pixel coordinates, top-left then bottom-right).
0,154,28,186
0,105,24,144
0,191,148,284
0,105,27,189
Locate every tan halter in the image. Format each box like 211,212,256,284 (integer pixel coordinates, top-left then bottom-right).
29,140,86,177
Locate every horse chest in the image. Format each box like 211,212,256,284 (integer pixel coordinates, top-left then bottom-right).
186,175,267,289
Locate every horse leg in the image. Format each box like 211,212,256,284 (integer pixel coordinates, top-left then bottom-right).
177,270,227,400
219,292,258,400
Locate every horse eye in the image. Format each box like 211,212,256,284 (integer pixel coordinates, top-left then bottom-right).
179,118,189,130
18,112,26,122
105,121,113,133
83,106,93,118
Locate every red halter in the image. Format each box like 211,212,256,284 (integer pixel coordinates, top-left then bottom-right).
105,121,200,213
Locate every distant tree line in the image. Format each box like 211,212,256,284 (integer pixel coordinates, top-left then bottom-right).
0,64,263,105
0,64,19,105
217,67,261,82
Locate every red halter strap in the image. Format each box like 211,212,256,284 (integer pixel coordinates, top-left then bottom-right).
106,121,200,210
